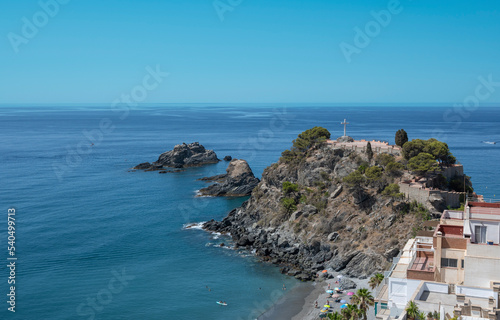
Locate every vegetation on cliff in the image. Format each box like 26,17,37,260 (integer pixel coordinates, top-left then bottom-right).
204,127,472,280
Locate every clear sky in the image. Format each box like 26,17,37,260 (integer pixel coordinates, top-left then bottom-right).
1,0,500,104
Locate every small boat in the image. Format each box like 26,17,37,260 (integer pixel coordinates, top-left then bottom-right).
216,301,227,306
482,141,497,145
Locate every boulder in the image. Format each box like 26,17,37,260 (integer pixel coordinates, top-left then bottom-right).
199,159,260,197
223,155,232,161
328,232,339,242
340,278,357,290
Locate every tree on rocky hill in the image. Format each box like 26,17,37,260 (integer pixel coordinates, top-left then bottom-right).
408,153,439,176
395,129,408,147
281,126,331,163
343,171,367,189
366,142,373,161
402,138,456,166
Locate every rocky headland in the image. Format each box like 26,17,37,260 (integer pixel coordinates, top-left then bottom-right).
199,159,260,197
134,142,219,170
203,127,469,281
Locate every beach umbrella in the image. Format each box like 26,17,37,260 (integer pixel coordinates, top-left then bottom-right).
332,294,340,298
341,304,349,309
334,287,340,291
340,300,347,303
347,291,355,296
326,289,334,294
322,270,328,273
337,275,343,278
320,308,328,313
324,305,331,308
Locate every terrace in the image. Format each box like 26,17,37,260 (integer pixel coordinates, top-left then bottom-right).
407,237,435,281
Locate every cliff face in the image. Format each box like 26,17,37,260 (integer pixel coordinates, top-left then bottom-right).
204,145,422,280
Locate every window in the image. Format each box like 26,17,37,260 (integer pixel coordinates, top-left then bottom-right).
441,258,458,268
381,303,388,309
461,259,464,269
474,225,487,244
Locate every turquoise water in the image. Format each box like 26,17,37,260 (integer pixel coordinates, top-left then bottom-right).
1,105,499,319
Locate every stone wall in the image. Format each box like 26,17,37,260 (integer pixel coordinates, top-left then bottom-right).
327,139,402,156
441,164,464,180
399,183,461,209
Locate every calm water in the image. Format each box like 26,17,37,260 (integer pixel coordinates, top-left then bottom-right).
1,105,499,319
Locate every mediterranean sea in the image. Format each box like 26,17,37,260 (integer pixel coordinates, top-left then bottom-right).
1,105,499,319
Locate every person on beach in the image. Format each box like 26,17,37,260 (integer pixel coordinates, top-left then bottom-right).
315,301,318,308
328,283,331,289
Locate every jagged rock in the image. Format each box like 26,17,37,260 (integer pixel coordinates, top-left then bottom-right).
327,232,339,242
295,273,312,281
134,162,152,170
199,159,260,196
223,155,232,161
290,210,302,220
341,278,357,290
385,247,400,259
302,205,318,218
134,142,219,170
333,157,358,178
344,251,387,279
330,184,343,199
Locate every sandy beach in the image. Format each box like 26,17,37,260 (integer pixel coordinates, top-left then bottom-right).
258,269,377,320
292,270,376,320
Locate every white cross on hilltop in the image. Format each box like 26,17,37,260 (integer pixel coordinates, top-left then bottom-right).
341,119,349,136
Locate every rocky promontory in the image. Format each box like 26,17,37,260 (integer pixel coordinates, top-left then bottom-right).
134,142,219,170
199,159,260,197
203,127,464,281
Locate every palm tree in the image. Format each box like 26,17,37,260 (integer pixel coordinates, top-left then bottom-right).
405,301,420,320
351,288,375,320
327,311,344,320
342,304,362,320
368,273,384,290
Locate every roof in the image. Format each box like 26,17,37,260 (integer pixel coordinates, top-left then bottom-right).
469,202,500,208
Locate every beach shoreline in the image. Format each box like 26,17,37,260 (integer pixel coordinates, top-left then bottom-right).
283,270,376,320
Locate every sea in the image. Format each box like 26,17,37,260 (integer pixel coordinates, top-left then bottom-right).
1,104,499,320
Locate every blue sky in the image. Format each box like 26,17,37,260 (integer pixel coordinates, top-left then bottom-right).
1,0,500,104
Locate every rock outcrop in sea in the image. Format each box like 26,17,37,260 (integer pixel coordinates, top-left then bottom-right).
199,159,260,196
134,142,219,170
204,135,440,281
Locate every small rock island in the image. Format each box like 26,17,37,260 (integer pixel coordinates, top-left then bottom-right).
199,159,260,196
134,142,219,170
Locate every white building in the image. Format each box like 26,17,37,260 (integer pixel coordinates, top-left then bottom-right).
375,201,500,320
